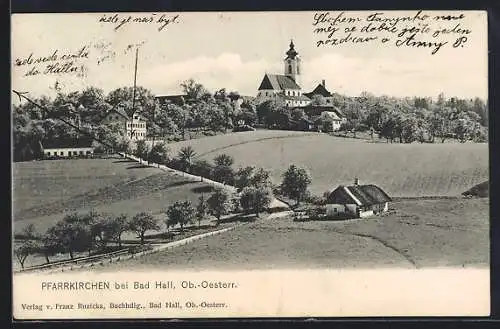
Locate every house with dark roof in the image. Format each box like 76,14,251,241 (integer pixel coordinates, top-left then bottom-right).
304,80,333,98
155,94,187,106
325,179,392,218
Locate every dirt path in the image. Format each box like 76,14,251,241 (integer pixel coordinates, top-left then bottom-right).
328,229,419,268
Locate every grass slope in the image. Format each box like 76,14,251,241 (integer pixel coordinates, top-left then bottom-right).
96,198,489,271
13,156,213,233
166,131,488,197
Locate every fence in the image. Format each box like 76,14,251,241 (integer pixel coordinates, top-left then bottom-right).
15,249,129,274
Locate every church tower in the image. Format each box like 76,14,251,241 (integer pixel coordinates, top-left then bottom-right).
284,40,301,87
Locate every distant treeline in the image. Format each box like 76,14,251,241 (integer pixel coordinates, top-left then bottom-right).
12,80,488,162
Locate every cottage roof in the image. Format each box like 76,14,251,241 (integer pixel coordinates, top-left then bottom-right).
303,105,345,118
328,184,392,206
100,104,129,122
321,111,342,121
258,74,301,91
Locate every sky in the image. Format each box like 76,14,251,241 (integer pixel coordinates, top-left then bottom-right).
11,11,488,101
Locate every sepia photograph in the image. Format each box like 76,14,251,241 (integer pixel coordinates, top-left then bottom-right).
11,10,490,318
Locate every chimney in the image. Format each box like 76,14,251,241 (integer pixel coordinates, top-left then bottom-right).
354,177,359,186
322,80,326,87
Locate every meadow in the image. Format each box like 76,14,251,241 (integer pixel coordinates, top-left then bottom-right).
166,131,489,197
13,155,214,233
96,197,489,271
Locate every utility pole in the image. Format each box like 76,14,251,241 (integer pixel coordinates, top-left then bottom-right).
131,47,139,140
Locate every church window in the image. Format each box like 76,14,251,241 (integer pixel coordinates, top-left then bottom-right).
288,64,292,74
297,65,300,74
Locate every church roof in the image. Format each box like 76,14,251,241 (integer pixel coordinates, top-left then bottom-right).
258,74,301,91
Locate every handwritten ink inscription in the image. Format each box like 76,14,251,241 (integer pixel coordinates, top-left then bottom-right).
98,13,180,31
312,11,472,54
13,39,125,78
14,47,90,77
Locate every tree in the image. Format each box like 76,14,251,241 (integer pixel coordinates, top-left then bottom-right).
135,139,150,163
101,214,129,248
250,168,273,188
178,146,197,173
207,187,234,226
163,103,191,139
280,165,312,206
208,106,227,133
181,79,208,102
14,240,37,270
48,214,92,259
256,99,285,125
310,94,327,106
212,154,235,184
148,142,169,165
129,212,160,245
195,194,209,227
105,86,157,119
234,166,255,191
166,201,195,233
14,224,39,269
191,159,213,179
240,186,273,216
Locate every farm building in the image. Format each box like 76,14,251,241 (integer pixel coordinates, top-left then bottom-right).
325,179,392,218
100,104,148,141
42,138,94,159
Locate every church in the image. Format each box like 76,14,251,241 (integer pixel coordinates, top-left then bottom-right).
256,40,312,107
256,40,339,108
256,40,347,131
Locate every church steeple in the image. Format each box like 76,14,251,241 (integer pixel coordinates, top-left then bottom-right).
286,39,298,59
284,39,301,86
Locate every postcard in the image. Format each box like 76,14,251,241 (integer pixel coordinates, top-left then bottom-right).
11,10,490,319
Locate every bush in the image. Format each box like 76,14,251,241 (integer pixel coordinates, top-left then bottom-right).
305,206,326,219
191,159,213,179
304,194,327,205
166,157,183,171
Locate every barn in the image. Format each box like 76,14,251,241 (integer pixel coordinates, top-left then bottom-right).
325,179,392,218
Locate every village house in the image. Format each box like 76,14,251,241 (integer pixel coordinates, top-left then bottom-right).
325,179,392,218
100,104,148,141
42,138,94,159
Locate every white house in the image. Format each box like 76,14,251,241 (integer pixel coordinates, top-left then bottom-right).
325,179,392,218
319,111,345,131
100,105,147,141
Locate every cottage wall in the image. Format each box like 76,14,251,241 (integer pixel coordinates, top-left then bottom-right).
326,204,346,216
44,147,94,158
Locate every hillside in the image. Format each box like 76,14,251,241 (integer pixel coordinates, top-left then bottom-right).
98,198,489,270
167,131,488,197
13,156,213,233
462,181,489,198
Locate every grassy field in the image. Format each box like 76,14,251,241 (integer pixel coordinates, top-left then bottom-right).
13,155,215,234
95,197,489,271
165,131,488,197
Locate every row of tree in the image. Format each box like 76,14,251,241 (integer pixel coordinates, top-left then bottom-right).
12,80,259,162
256,92,488,143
